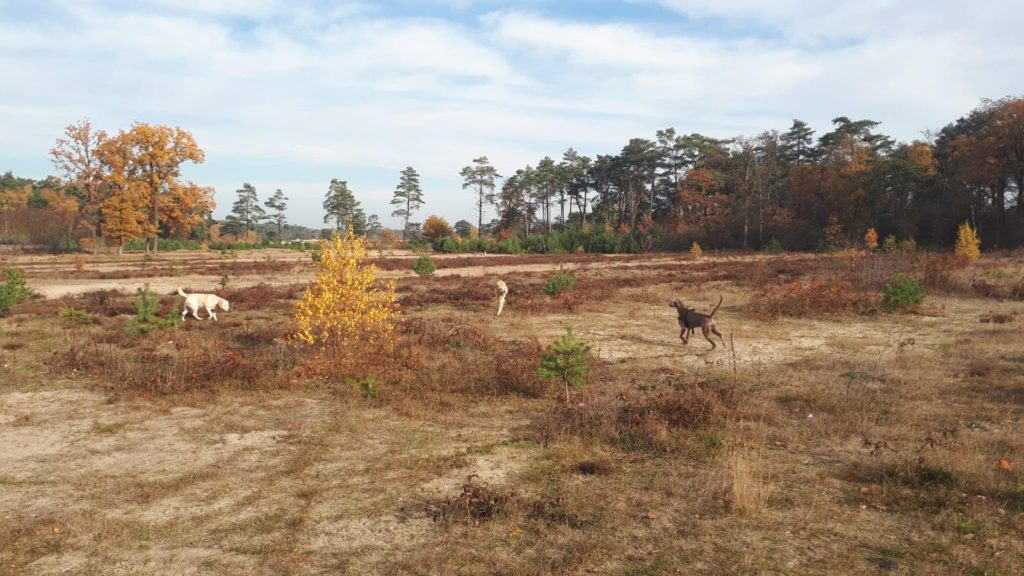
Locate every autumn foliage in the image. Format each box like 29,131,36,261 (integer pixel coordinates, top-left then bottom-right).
422,215,454,244
955,221,981,262
864,228,879,251
7,119,217,253
292,230,399,351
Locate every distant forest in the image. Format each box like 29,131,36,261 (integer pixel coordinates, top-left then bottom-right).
1,96,1022,252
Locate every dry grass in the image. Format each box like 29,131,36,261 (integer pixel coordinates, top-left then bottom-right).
2,250,1023,575
728,449,772,515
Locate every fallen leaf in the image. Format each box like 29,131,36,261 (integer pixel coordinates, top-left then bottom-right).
997,458,1013,472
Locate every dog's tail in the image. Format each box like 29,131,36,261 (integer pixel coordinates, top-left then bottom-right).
708,295,723,317
177,287,187,298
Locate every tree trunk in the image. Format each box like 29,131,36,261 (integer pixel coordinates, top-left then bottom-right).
559,192,565,230
477,186,484,237
545,198,551,236
581,192,587,230
151,194,160,253
743,197,749,248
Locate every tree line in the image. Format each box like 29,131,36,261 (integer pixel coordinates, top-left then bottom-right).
456,97,1024,251
2,97,1021,253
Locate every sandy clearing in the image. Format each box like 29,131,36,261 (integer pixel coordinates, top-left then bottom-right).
0,385,540,573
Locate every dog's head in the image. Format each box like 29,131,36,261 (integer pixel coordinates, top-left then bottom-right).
669,299,693,313
218,298,230,312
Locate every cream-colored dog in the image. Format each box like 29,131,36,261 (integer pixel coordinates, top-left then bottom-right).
177,287,230,321
495,279,508,316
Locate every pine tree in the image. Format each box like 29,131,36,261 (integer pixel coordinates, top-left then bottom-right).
781,119,816,165
390,167,423,244
224,183,265,236
460,157,501,235
264,188,288,242
323,179,362,233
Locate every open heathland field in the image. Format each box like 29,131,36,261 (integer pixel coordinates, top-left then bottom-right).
1,248,1023,575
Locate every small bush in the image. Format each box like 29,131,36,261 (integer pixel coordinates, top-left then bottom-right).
882,273,924,312
883,234,898,253
58,307,94,326
825,214,844,251
916,253,964,291
864,228,879,251
355,376,381,399
748,278,875,319
293,230,399,352
412,254,436,276
0,268,33,317
429,475,514,525
764,237,783,254
543,269,576,296
690,241,703,259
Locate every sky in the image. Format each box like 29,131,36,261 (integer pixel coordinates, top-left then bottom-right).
2,0,1022,229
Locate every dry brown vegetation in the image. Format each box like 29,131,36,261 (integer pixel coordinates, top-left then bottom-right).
1,248,1023,575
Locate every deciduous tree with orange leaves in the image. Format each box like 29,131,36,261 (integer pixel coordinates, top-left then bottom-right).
50,120,108,253
98,123,206,252
421,215,454,245
101,183,148,254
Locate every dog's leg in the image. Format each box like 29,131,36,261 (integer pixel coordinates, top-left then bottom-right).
702,325,717,350
208,307,217,321
679,326,689,344
711,326,726,348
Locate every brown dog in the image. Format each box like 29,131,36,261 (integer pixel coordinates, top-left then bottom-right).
669,296,725,350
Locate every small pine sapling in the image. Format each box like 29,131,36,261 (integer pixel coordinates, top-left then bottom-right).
0,268,33,317
412,254,436,276
539,327,592,403
130,283,180,334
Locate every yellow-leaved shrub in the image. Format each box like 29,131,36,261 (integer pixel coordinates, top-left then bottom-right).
955,221,981,262
292,230,399,350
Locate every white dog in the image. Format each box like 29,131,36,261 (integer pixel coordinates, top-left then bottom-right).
177,287,230,321
495,279,508,316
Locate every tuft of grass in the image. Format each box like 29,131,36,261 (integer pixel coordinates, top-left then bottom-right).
954,518,977,535
729,450,771,515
